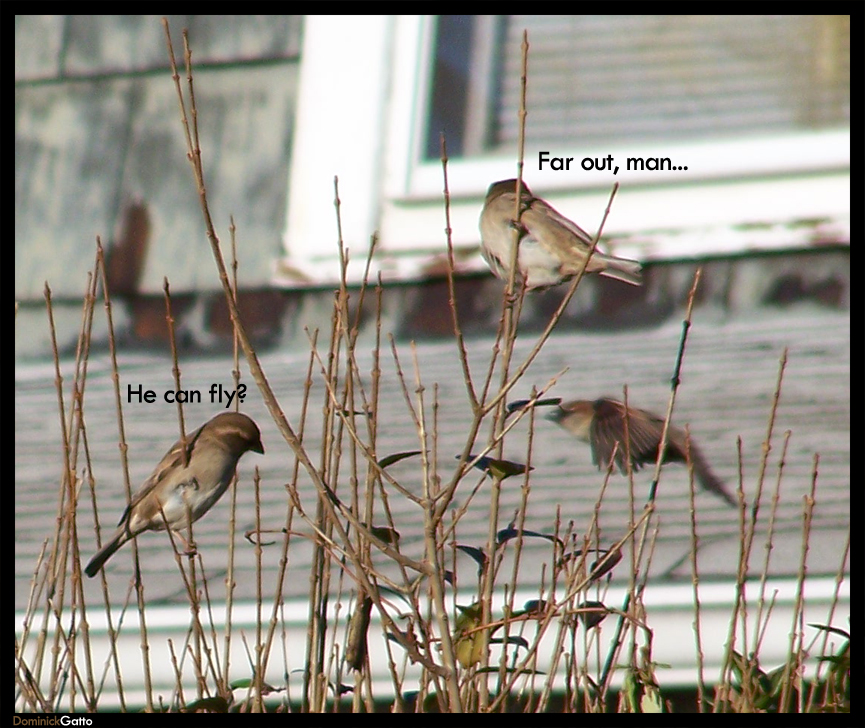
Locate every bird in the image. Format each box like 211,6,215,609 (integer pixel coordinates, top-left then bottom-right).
84,412,264,577
479,179,642,290
547,398,736,507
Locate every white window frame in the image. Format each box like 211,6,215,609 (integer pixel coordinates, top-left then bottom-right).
277,15,849,287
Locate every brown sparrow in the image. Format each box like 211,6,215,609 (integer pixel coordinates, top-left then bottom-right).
479,179,642,290
548,398,736,507
85,412,264,577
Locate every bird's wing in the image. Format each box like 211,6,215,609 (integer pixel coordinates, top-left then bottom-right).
522,197,595,248
591,401,664,472
116,422,204,524
589,400,628,470
622,408,668,466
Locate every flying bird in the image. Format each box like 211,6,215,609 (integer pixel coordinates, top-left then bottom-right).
548,398,736,507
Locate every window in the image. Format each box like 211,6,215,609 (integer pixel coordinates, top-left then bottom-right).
280,16,849,285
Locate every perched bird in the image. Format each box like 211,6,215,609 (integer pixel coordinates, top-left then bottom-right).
479,179,642,290
85,412,264,577
547,398,736,507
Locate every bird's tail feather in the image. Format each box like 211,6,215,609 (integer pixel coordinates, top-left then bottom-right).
692,450,737,507
84,530,127,577
597,256,642,286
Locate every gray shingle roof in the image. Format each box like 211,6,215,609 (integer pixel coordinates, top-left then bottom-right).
15,304,849,612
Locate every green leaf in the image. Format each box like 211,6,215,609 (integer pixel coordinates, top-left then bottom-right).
462,454,533,480
377,450,423,468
